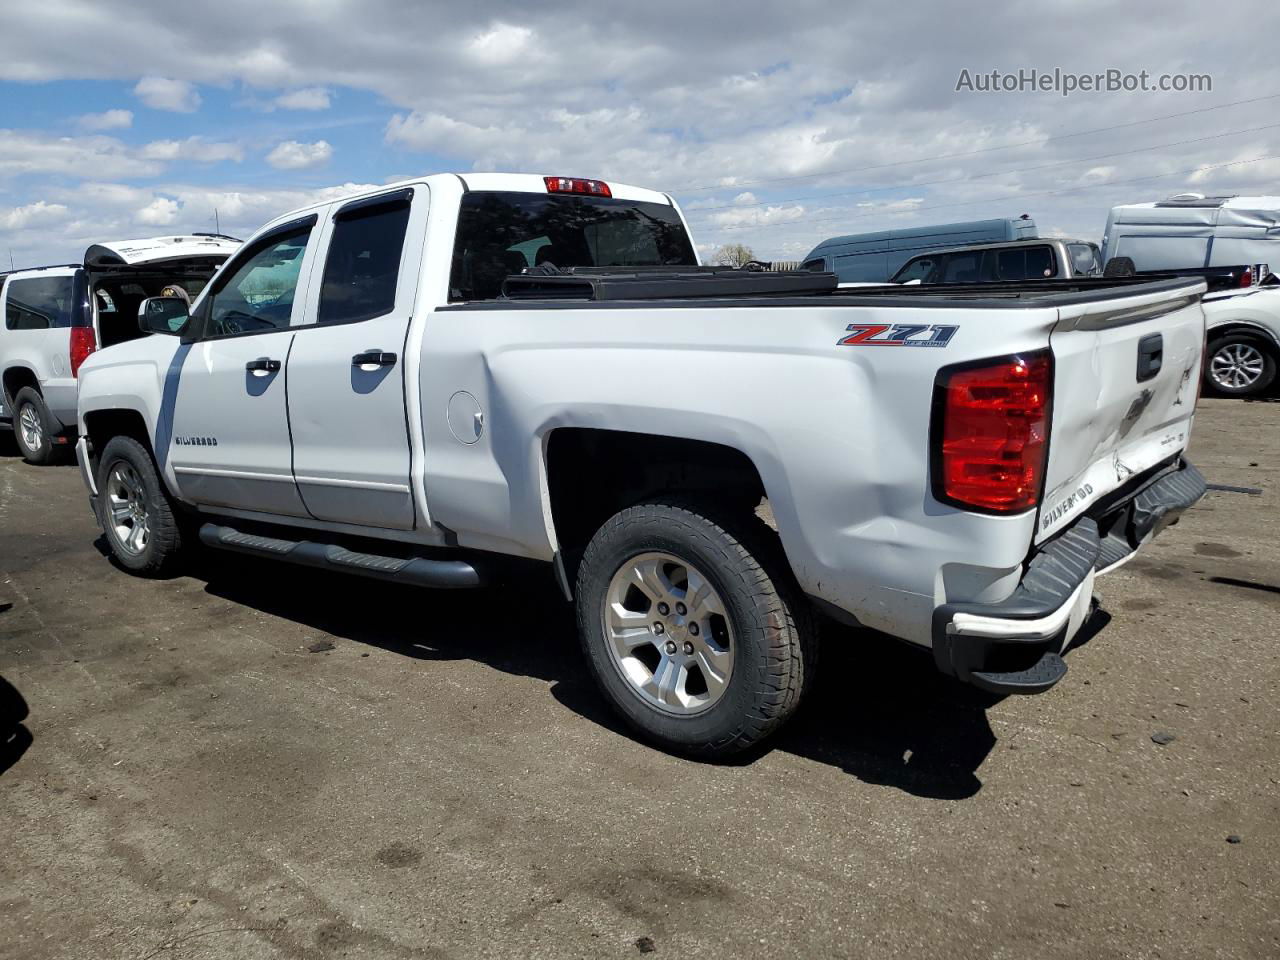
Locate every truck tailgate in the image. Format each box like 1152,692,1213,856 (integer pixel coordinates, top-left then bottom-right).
1037,281,1206,543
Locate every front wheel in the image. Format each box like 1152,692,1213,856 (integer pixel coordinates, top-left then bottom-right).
96,435,187,576
1206,334,1277,397
575,500,817,757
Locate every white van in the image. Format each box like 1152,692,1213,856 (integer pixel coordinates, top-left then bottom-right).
1101,194,1280,272
1,235,239,463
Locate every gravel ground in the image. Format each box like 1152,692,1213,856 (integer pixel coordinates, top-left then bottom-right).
0,397,1276,960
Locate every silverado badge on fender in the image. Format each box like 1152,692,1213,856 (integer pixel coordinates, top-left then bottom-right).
838,323,959,347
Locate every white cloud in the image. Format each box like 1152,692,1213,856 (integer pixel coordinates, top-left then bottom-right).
707,204,807,229
1,200,69,230
133,76,201,113
0,131,163,179
233,46,295,87
466,23,534,65
136,196,179,225
139,137,244,164
77,109,133,131
265,139,333,170
274,87,331,110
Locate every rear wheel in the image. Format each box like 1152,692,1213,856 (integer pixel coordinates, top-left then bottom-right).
575,499,817,757
1206,333,1277,396
12,388,56,465
96,435,187,576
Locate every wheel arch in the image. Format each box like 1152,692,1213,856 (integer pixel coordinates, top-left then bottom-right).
1206,319,1280,352
543,427,771,581
83,408,157,477
2,364,40,407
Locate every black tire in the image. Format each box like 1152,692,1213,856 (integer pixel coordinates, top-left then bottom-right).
11,387,57,465
95,435,187,576
575,499,818,757
1205,333,1277,397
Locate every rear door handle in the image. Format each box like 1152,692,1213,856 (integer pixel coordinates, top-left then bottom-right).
1137,333,1163,382
246,357,281,374
352,350,397,367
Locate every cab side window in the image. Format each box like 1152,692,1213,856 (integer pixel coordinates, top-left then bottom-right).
317,192,411,326
5,276,75,330
204,225,313,339
940,252,981,283
894,257,937,283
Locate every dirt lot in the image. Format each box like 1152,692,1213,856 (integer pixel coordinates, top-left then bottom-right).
0,398,1276,960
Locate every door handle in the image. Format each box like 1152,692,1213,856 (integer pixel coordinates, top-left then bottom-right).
246,357,281,374
352,350,397,368
1136,333,1163,382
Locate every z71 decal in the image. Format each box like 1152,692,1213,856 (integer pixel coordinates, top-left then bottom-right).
838,323,959,348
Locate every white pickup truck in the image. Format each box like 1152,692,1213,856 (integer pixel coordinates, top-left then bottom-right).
74,173,1208,755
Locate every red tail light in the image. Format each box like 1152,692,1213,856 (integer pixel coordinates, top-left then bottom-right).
933,352,1052,514
69,326,96,377
544,176,611,197
1239,268,1253,288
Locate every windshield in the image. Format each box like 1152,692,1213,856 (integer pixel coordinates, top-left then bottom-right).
449,191,696,301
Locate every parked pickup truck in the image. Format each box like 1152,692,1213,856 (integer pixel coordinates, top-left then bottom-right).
888,238,1103,285
74,173,1208,755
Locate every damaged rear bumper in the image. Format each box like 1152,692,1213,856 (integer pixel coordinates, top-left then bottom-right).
932,458,1206,695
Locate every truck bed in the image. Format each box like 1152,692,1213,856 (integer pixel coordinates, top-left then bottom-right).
468,272,1205,310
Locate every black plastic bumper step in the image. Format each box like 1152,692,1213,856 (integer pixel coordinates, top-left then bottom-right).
1095,530,1132,571
198,523,481,589
1093,459,1207,572
970,652,1067,695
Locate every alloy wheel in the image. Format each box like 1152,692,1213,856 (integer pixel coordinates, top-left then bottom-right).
105,462,150,556
18,403,43,453
1210,342,1265,390
602,552,735,715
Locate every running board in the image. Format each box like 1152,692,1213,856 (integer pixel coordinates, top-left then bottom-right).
198,523,482,589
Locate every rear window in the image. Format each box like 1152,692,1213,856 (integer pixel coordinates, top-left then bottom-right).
4,276,77,330
449,192,696,301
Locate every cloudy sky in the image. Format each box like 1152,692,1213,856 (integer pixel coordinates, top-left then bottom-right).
0,0,1278,267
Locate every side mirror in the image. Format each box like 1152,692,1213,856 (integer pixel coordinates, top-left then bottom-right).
137,297,189,335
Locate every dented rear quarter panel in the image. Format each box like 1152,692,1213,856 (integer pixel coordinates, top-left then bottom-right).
419,300,1066,645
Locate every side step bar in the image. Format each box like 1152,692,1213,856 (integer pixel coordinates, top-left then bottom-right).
198,523,482,589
